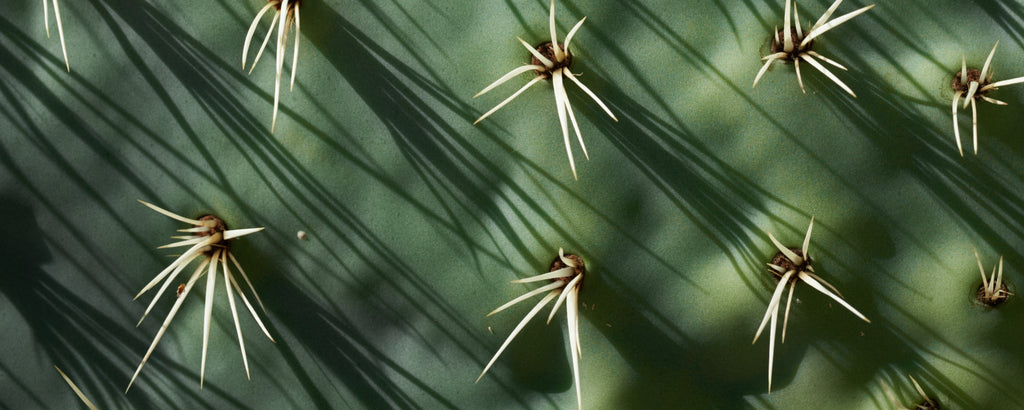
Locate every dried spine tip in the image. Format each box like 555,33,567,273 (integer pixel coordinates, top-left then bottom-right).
54,366,98,410
243,0,303,132
43,0,70,71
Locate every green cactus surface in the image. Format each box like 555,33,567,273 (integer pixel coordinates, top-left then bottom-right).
2,0,1024,408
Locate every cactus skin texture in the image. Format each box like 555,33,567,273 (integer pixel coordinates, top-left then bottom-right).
0,0,1023,408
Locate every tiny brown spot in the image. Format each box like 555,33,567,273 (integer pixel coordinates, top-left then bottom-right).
550,252,585,290
196,215,227,237
768,247,809,281
550,253,585,275
769,28,813,56
975,282,1011,307
532,42,573,77
952,69,986,94
176,284,185,298
270,0,302,12
915,400,940,410
195,215,228,256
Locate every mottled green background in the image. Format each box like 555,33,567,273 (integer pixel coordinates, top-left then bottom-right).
1,0,1023,408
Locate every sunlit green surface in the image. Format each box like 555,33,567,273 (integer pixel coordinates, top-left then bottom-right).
2,0,1023,408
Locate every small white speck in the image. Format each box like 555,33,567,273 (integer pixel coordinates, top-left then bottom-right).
488,326,493,334
297,231,307,240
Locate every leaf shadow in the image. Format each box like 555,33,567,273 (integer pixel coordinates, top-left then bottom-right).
2,0,506,407
776,4,1024,406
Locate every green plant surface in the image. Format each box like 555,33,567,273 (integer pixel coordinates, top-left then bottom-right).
2,0,1024,408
